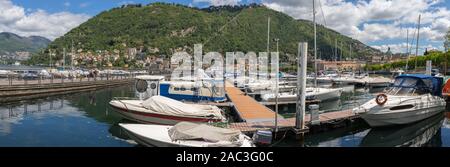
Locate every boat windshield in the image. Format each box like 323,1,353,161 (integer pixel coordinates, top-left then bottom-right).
384,77,431,96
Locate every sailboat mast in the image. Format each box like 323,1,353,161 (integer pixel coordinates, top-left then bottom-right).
63,48,66,70
415,14,421,70
71,40,74,69
405,29,409,71
335,39,337,61
313,0,317,87
267,17,270,54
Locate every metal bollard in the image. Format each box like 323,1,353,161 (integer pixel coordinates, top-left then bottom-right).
309,104,320,125
8,75,12,86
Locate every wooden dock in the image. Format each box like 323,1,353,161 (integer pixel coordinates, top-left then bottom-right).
225,82,283,123
229,109,360,134
0,79,133,103
225,81,361,134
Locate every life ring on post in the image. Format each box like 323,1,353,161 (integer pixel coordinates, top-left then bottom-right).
375,94,388,105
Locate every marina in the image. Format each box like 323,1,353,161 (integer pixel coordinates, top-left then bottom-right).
0,0,449,149
1,82,450,147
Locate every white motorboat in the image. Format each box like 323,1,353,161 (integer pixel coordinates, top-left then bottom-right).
245,80,291,93
261,87,343,102
119,122,255,147
0,70,15,78
353,74,446,127
110,96,226,125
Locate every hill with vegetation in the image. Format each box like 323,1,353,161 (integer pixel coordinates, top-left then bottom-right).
27,3,381,68
367,50,450,72
0,32,50,63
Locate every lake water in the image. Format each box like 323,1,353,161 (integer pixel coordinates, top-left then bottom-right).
0,84,449,147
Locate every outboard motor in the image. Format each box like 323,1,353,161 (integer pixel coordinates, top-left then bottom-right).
135,75,165,100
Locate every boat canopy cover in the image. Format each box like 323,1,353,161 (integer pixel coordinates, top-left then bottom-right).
141,96,223,118
395,74,443,96
168,122,241,142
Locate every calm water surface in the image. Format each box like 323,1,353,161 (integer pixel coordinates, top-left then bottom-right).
0,85,449,147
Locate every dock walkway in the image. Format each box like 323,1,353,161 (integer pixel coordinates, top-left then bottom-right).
225,82,282,123
225,82,360,134
229,109,359,133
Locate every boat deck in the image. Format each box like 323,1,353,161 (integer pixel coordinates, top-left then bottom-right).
229,109,359,133
225,82,282,122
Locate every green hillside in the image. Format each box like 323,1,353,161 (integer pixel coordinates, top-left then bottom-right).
0,32,50,54
28,3,380,67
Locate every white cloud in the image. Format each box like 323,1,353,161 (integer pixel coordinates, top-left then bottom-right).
0,0,25,24
0,0,90,40
64,2,71,7
79,2,90,8
262,0,450,52
372,43,410,54
118,1,135,6
193,0,242,6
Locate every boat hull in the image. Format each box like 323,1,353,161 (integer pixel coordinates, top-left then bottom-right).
119,124,255,147
110,101,221,125
360,104,445,127
262,88,342,102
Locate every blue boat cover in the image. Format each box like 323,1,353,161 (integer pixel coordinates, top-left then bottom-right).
395,74,443,96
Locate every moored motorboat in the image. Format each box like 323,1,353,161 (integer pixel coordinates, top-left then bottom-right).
119,122,255,147
135,75,227,102
110,96,226,125
353,74,446,127
261,87,343,102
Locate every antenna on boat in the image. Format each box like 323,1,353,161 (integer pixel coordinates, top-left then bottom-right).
414,14,421,71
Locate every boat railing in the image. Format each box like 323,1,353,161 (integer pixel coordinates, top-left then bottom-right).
112,97,141,101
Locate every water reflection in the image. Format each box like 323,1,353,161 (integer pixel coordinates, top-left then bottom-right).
0,82,449,147
360,113,444,147
0,86,136,146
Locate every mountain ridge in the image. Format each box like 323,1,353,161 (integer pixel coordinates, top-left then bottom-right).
29,3,381,66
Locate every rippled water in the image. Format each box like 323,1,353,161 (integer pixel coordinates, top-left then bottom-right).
0,85,449,147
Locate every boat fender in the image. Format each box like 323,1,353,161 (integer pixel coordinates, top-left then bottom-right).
375,94,387,105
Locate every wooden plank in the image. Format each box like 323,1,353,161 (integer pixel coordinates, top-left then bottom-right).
225,82,281,122
229,109,358,133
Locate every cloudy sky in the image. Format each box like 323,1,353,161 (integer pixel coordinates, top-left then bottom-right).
1,0,449,55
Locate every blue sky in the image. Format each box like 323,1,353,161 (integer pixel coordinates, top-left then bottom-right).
2,0,450,55
10,0,260,15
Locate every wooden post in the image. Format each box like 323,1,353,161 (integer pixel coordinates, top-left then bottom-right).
296,42,307,130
